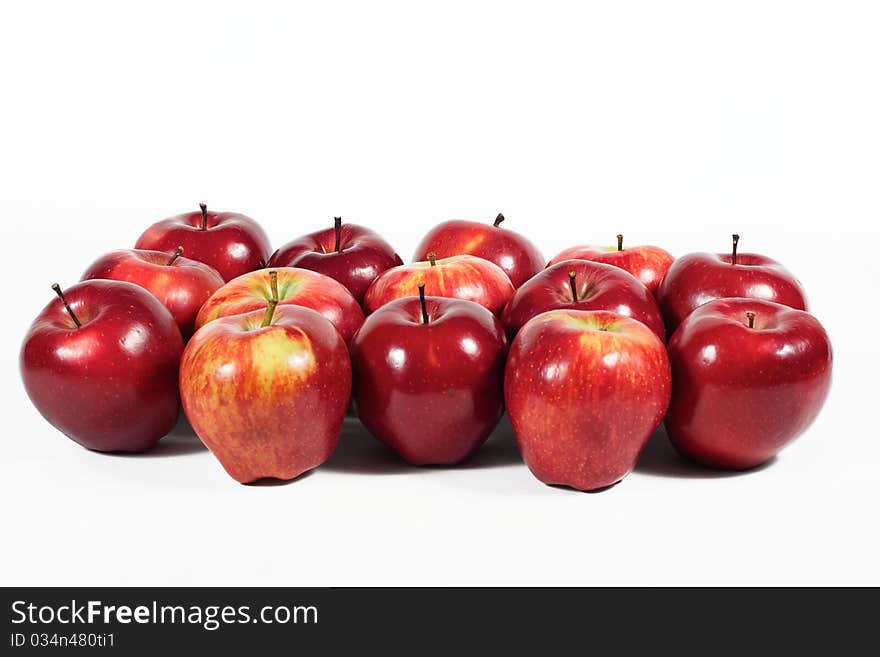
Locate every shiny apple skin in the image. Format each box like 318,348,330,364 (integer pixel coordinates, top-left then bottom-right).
505,309,671,491
81,248,224,339
363,254,515,316
351,296,508,465
413,218,544,288
180,305,351,483
502,259,665,341
268,222,402,304
666,298,832,469
548,243,674,296
657,251,807,335
20,280,184,452
195,267,364,343
135,207,271,282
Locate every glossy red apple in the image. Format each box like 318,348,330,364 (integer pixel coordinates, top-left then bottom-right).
413,213,544,288
135,203,272,282
267,217,402,304
363,253,515,316
665,298,832,469
81,246,224,339
505,309,671,491
181,273,351,483
20,280,184,452
351,284,507,465
657,234,808,335
196,267,364,343
548,234,674,296
501,259,665,341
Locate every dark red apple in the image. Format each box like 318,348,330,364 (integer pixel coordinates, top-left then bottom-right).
363,253,515,316
267,217,402,303
501,259,665,341
20,280,184,452
548,234,674,296
505,309,671,491
657,234,808,335
665,298,832,469
196,267,364,344
181,272,351,483
351,284,507,465
81,246,224,339
413,213,544,288
135,203,271,282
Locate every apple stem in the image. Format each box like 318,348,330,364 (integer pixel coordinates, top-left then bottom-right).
731,234,739,266
568,271,578,301
418,282,429,324
617,234,624,251
493,213,505,228
746,311,755,329
334,216,342,252
51,283,81,328
199,203,208,231
261,270,279,327
167,246,184,266
428,252,437,267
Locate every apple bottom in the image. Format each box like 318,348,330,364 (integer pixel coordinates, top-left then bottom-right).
665,384,829,470
357,390,503,465
195,393,344,483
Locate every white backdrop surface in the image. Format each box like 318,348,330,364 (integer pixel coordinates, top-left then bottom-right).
1,1,877,586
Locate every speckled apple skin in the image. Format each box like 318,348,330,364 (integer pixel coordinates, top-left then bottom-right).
413,218,545,288
548,243,674,297
505,309,671,491
195,267,364,344
363,254,515,316
665,298,832,469
180,305,351,483
657,252,807,335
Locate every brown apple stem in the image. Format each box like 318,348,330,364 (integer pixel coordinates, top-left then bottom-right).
568,271,578,301
428,252,437,266
51,283,81,328
166,246,184,266
334,216,342,252
746,311,755,329
493,213,505,228
199,203,208,231
418,282,429,324
261,270,280,327
731,234,740,265
617,234,624,251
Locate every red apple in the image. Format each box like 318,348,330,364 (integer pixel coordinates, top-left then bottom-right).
20,280,184,452
413,214,544,288
657,234,808,335
196,267,364,344
505,309,671,491
363,253,515,316
267,216,403,304
548,234,674,296
665,298,832,469
80,246,224,339
180,273,351,483
135,203,272,282
501,259,665,341
351,285,508,465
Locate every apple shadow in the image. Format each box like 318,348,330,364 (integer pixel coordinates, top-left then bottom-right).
324,414,523,475
635,425,776,479
246,470,314,487
104,411,207,458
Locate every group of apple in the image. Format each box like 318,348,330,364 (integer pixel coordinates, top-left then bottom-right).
20,205,832,490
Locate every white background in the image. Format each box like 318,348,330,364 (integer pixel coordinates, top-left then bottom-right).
1,1,878,586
